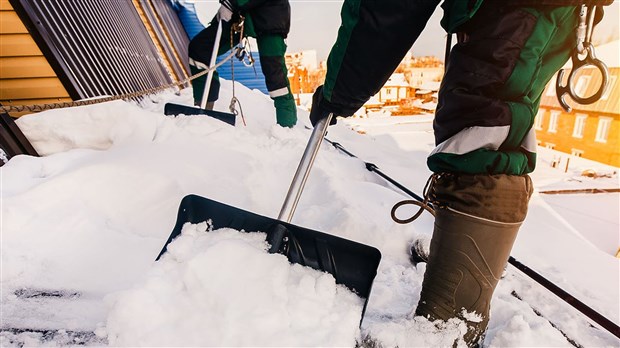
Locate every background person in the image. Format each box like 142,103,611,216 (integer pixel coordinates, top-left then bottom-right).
189,0,297,127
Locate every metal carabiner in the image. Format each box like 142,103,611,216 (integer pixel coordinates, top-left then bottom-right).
555,5,609,112
556,44,609,112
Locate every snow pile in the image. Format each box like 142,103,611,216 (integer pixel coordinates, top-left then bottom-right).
1,78,618,347
104,224,363,347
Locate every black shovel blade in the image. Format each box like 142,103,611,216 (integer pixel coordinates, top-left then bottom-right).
157,194,381,302
164,103,236,126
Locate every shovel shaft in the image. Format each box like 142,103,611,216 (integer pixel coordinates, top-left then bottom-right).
200,20,224,110
278,114,333,223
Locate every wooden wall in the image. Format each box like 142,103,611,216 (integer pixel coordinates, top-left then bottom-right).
1,0,190,117
0,0,71,115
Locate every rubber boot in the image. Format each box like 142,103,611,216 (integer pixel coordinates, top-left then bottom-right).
415,174,533,346
273,94,297,127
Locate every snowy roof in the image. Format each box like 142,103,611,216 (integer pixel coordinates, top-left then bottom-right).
383,73,410,87
412,99,437,111
4,78,619,347
364,94,384,106
418,81,440,91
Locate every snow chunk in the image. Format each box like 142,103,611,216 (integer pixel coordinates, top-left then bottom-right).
103,223,363,346
461,309,483,323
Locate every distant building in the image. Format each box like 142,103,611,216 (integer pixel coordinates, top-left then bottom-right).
536,41,619,167
378,73,410,104
406,67,444,89
285,50,320,103
392,80,439,116
285,50,318,71
363,95,384,113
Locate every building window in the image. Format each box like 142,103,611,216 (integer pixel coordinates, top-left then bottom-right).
548,111,560,133
571,149,584,157
535,109,545,130
601,75,617,100
575,75,591,97
572,114,587,138
595,117,612,143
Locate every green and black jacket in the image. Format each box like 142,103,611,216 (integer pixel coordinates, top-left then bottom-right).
320,0,612,175
189,0,292,104
225,0,290,38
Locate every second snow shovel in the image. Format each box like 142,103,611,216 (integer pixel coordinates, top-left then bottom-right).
156,115,381,321
165,20,236,126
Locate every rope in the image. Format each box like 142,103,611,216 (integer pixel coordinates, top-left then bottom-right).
390,173,438,224
324,136,436,223
229,20,247,126
325,138,620,339
0,49,239,114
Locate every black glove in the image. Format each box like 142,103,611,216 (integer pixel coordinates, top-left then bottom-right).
309,85,338,127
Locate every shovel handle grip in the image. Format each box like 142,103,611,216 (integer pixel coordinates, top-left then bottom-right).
278,114,333,222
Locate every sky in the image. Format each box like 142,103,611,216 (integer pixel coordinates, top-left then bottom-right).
1,79,619,346
194,0,620,62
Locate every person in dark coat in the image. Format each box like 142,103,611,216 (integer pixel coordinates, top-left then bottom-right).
188,0,297,127
309,0,612,345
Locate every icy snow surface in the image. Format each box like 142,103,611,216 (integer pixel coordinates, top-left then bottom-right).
1,80,618,347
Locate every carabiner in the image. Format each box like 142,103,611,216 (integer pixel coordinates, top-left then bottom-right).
556,43,609,112
555,5,609,112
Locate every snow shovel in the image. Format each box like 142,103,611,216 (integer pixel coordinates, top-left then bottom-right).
156,115,381,320
164,19,236,126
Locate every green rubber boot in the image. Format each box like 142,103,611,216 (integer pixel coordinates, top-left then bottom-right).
273,94,297,128
415,174,533,346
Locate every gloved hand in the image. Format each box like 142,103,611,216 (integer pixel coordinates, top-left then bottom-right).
217,0,234,22
309,85,338,127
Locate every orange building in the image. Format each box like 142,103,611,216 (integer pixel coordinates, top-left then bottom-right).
285,51,320,102
536,41,619,167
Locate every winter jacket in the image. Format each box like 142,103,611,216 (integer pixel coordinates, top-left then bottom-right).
313,0,613,175
441,0,613,32
225,0,290,38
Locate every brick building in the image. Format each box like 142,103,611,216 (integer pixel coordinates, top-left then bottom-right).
536,41,619,167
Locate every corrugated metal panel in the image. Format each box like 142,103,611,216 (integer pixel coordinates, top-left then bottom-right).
166,0,267,94
9,0,174,100
172,0,205,39
137,0,188,82
217,53,268,95
152,0,190,73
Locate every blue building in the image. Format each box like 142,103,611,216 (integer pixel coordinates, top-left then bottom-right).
172,0,268,94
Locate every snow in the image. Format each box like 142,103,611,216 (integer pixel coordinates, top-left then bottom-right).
1,79,619,347
105,225,363,347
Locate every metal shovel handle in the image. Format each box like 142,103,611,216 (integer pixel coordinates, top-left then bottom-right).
278,114,333,223
200,20,224,110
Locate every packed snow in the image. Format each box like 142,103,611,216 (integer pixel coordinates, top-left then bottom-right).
1,79,619,347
